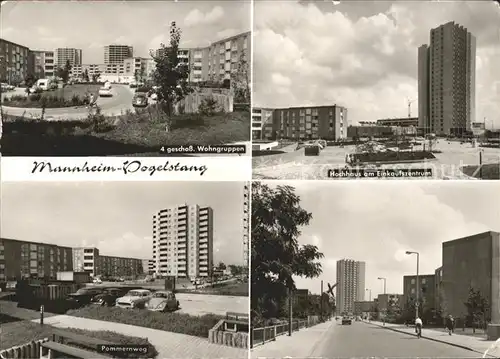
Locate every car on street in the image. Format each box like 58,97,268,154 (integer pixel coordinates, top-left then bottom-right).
91,287,141,306
145,290,179,312
93,278,102,284
67,287,105,307
132,92,148,107
98,87,113,97
342,316,353,325
115,289,152,309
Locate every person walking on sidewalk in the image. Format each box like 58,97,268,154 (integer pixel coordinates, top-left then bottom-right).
446,315,455,335
415,317,423,338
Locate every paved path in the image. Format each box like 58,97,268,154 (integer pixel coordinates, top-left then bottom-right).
1,85,134,120
32,315,246,359
368,320,500,357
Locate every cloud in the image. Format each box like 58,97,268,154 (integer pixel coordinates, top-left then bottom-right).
216,28,239,40
93,232,153,259
184,6,224,28
254,1,500,127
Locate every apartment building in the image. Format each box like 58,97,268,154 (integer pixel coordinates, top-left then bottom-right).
441,231,500,324
268,105,348,141
0,238,73,281
0,38,32,84
70,64,105,79
376,117,419,127
72,247,99,277
152,204,214,279
243,184,250,269
55,48,82,69
123,57,155,79
104,45,133,64
336,259,366,314
31,50,55,78
403,274,436,316
98,255,144,279
354,301,375,315
206,31,250,83
376,294,404,313
251,107,274,140
418,21,476,136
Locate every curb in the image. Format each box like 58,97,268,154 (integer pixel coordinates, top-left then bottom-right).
365,321,495,357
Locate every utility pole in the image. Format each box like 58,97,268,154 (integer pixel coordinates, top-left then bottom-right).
288,288,293,336
320,280,324,320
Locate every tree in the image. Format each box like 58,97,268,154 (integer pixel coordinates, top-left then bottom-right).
230,52,250,103
24,73,36,88
56,59,72,84
150,21,192,115
83,69,90,82
92,71,101,84
217,262,226,270
251,183,324,319
464,287,490,331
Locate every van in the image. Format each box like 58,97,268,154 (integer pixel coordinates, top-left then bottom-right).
35,79,50,91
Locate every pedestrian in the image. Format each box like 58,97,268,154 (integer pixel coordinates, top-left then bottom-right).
415,316,423,338
446,314,455,335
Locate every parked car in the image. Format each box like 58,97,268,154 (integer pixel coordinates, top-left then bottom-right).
91,287,141,306
115,289,152,309
132,92,148,107
67,287,105,307
145,290,179,312
342,316,353,325
93,278,102,284
103,81,112,89
98,87,112,97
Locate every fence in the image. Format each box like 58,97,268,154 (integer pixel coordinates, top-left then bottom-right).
174,92,233,114
0,339,48,359
251,319,309,348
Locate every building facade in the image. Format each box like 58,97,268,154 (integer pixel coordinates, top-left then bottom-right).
376,294,404,313
354,301,375,315
267,105,348,141
98,255,144,279
252,107,274,140
72,247,99,277
55,48,82,69
403,274,436,317
206,31,250,83
31,50,55,78
152,204,214,279
0,238,73,281
418,21,476,136
377,118,419,127
336,259,366,314
0,38,32,84
441,231,500,324
104,45,133,64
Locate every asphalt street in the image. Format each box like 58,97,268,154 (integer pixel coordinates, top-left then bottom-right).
310,321,479,358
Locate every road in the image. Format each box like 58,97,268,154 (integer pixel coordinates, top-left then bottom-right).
310,321,480,358
253,141,500,180
1,84,134,120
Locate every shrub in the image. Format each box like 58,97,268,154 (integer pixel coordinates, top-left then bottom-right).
66,305,223,338
198,96,219,117
29,93,42,102
71,94,81,105
170,113,205,130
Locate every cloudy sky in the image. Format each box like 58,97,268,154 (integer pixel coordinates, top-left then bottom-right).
1,182,247,266
1,1,250,63
253,1,500,129
261,181,500,297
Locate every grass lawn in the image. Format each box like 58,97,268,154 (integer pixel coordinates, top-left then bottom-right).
66,306,223,338
0,314,157,358
43,84,101,100
1,107,250,156
461,163,500,179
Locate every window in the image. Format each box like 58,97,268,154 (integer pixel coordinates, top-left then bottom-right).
422,278,426,284
411,288,415,294
411,279,415,285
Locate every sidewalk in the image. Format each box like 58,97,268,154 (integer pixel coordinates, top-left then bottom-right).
251,320,335,358
367,320,500,358
32,315,247,359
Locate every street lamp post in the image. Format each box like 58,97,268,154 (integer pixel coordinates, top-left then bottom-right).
378,277,387,325
406,251,420,319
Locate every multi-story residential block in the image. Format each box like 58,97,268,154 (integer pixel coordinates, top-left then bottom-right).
354,301,375,315
418,21,476,136
98,254,144,279
104,45,133,64
0,238,73,281
55,48,82,69
0,38,32,84
243,184,250,269
123,57,155,80
188,47,209,83
441,231,500,326
72,247,99,277
376,294,404,313
152,204,213,279
403,274,436,317
336,259,366,314
252,108,274,140
267,105,348,141
206,31,250,83
31,50,55,78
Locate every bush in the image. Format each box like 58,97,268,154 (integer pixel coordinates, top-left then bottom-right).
71,94,81,105
198,96,219,117
66,305,223,338
29,93,42,102
170,113,205,130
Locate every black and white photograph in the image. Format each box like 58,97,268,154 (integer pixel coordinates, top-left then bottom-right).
251,181,500,358
252,1,500,180
0,181,250,358
0,1,250,157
